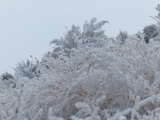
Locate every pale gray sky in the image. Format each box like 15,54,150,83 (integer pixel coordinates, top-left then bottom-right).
0,0,159,74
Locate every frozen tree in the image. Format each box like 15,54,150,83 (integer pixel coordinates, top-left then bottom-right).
143,24,159,43
149,4,160,41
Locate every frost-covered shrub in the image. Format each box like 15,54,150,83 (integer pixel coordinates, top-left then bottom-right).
0,72,16,88
14,59,39,79
116,30,128,44
0,79,17,120
81,18,108,44
50,25,81,58
1,72,13,81
49,18,108,59
135,31,144,42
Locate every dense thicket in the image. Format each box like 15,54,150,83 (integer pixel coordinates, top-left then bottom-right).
0,4,160,120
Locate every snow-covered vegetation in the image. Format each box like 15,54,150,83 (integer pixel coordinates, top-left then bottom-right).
1,4,160,120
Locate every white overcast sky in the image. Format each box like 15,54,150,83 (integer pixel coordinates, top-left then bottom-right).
0,0,159,74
